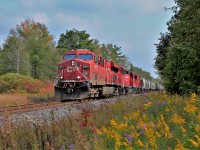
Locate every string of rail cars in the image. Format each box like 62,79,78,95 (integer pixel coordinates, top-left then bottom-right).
54,49,163,101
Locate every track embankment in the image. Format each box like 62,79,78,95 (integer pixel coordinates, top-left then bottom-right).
0,94,145,126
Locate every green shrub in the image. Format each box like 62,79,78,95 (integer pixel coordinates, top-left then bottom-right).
0,73,43,94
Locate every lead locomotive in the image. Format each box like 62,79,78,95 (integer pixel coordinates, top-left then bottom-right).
54,49,163,100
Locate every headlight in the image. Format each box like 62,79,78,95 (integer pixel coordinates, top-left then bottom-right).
60,76,63,79
71,60,74,66
76,76,81,80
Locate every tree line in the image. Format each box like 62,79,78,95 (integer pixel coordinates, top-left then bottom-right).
154,0,200,94
0,19,153,81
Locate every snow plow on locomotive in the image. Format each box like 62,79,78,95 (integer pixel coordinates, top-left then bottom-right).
54,49,163,101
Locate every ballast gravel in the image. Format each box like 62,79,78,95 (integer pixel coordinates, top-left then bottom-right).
0,97,127,127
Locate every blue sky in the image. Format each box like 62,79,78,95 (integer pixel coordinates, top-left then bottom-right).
0,0,175,77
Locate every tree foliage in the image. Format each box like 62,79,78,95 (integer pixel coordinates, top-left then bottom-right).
0,29,30,75
154,0,200,94
57,29,93,52
0,19,59,80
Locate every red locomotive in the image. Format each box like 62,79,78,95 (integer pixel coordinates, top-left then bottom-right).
54,49,161,100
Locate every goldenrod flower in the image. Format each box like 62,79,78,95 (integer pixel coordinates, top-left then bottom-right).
189,93,197,103
163,122,173,138
156,131,161,138
188,139,199,148
96,128,102,135
165,107,170,112
188,135,200,148
144,102,152,108
195,125,200,132
145,126,156,147
195,135,200,143
130,109,140,119
196,113,200,122
131,131,140,138
171,114,186,124
175,139,187,150
102,126,108,133
123,116,128,121
137,138,144,147
110,119,117,127
184,103,198,113
180,126,186,133
142,114,147,122
160,114,165,122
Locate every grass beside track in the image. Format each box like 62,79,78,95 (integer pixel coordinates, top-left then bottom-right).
0,93,55,106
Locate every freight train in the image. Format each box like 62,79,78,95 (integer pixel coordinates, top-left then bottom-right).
54,49,163,100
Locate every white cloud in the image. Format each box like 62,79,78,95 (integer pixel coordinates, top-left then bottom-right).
32,12,49,24
55,13,89,27
20,0,35,8
20,0,55,8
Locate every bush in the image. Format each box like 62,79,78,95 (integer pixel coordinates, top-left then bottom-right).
0,73,44,94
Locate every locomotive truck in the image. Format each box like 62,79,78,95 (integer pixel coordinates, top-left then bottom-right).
54,49,163,100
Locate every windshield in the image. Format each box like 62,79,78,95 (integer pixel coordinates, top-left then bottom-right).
64,54,76,60
78,54,93,60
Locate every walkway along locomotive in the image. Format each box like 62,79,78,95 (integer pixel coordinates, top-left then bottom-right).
54,49,163,100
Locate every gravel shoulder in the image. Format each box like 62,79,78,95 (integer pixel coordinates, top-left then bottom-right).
0,94,144,127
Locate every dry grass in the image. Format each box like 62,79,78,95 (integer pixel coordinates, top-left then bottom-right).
0,94,31,106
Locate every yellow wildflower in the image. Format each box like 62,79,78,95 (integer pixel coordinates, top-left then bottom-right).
188,139,199,148
180,126,186,133
144,102,152,108
156,131,161,138
184,103,198,113
175,139,187,150
195,125,200,132
118,121,128,131
110,119,118,127
123,138,133,150
165,107,170,112
96,128,102,135
137,138,144,147
188,135,200,148
196,113,200,122
102,126,108,133
189,93,197,103
160,114,165,122
142,114,147,122
121,142,128,147
130,109,140,119
145,126,156,147
171,114,186,124
157,119,163,128
123,116,128,121
195,135,200,142
162,122,173,138
115,139,122,149
131,131,140,138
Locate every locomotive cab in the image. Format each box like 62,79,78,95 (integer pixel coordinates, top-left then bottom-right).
55,49,93,100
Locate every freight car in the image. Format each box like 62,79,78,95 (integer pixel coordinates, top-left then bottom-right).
54,49,163,100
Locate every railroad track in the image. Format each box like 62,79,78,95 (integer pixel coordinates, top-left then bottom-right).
0,92,149,116
0,101,80,116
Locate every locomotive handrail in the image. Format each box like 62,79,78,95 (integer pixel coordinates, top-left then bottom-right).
54,69,64,86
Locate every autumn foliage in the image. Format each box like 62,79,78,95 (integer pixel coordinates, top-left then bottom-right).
0,73,53,94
